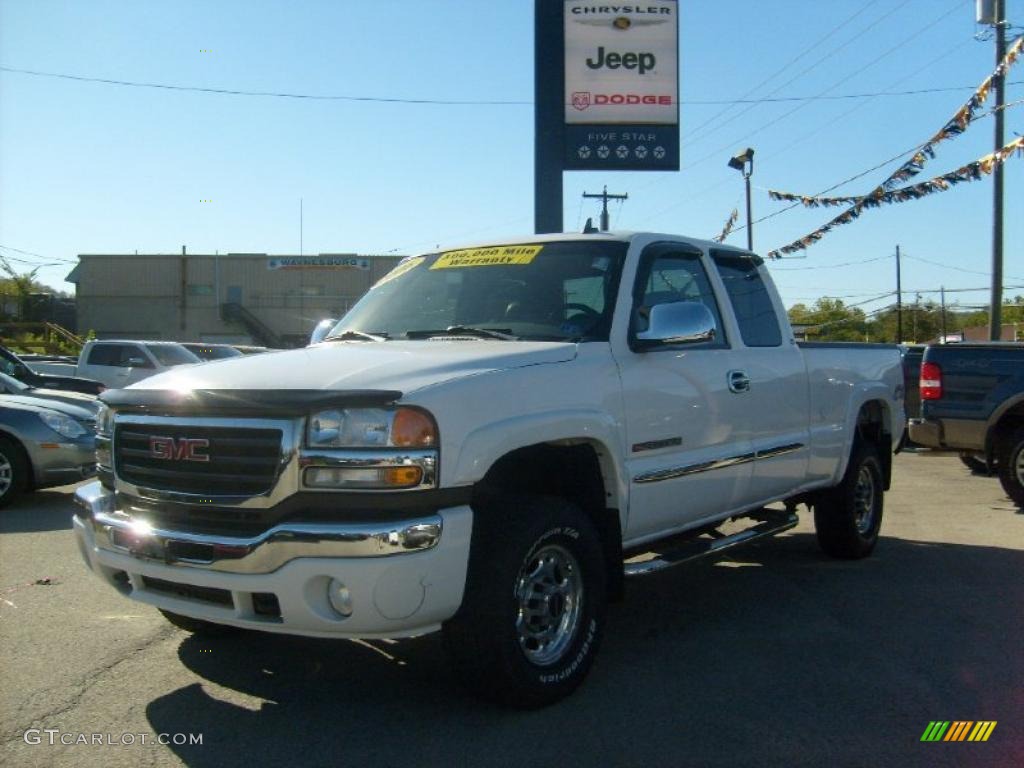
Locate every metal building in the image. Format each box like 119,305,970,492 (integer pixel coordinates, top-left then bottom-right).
67,251,404,348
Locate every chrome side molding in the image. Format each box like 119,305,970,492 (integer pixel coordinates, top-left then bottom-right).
633,442,805,485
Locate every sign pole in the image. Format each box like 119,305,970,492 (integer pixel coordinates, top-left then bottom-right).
535,0,565,234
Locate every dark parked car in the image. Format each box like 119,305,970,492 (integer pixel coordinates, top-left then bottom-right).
0,345,105,395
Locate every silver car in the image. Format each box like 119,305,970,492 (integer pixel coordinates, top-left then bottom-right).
0,395,97,508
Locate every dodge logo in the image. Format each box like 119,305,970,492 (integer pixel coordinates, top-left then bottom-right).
149,436,210,462
572,91,592,111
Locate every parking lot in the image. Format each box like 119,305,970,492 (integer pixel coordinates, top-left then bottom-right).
1,452,1021,768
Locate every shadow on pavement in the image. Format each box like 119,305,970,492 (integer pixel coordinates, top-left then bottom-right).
0,488,78,533
147,533,1024,768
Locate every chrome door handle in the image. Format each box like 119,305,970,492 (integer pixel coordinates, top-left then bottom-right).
728,370,751,393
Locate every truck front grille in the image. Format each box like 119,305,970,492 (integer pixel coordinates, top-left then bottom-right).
115,423,283,496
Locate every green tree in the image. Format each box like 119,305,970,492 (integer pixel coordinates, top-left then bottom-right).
788,298,868,341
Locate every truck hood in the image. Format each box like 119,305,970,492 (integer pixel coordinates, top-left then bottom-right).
131,340,578,395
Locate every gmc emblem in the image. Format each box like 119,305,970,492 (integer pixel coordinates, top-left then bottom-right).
149,436,210,462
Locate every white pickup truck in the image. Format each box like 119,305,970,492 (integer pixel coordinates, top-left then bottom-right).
73,232,904,707
31,340,201,389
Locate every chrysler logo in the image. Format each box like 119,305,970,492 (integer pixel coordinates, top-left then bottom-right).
149,436,210,462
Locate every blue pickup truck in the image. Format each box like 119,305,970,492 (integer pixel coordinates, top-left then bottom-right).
908,342,1024,507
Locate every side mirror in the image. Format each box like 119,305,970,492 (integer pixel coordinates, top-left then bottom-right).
309,318,338,346
634,301,717,350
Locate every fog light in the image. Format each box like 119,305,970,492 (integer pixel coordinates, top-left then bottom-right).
327,579,353,618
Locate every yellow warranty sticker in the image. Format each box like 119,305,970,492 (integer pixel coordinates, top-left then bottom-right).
374,256,425,287
430,244,543,270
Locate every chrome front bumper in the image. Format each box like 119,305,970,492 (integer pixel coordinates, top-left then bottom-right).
73,481,443,575
72,480,472,638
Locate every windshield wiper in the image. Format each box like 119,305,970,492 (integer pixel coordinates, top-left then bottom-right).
405,326,518,341
324,330,389,342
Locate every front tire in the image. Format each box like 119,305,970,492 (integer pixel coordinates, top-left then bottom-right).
995,426,1024,507
814,442,884,559
443,495,606,708
0,436,28,509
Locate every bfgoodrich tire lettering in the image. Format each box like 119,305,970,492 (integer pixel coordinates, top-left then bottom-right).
814,441,884,559
442,495,607,708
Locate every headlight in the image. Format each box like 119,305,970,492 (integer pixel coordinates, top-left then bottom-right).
306,407,436,448
95,403,113,436
38,411,88,439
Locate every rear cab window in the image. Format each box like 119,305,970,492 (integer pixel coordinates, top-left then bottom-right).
710,250,782,347
86,343,125,367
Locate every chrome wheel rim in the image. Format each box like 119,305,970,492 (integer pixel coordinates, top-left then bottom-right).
514,543,583,666
0,453,11,497
853,464,877,534
1015,445,1024,486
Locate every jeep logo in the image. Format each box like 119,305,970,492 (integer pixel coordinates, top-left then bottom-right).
586,47,656,75
149,436,210,462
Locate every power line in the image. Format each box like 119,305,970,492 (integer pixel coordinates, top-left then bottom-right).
2,65,1017,108
902,253,1024,282
685,0,886,138
0,244,76,266
0,66,531,105
687,0,917,145
686,80,1022,105
634,0,977,226
771,254,891,271
743,96,1022,240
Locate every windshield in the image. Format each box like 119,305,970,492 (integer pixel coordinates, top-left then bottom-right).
146,344,200,367
332,241,627,342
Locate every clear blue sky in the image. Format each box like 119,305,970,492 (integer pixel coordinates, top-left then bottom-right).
1,0,1021,321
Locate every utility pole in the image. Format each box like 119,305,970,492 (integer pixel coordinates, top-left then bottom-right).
941,286,947,342
895,245,903,343
582,186,628,232
982,0,1007,340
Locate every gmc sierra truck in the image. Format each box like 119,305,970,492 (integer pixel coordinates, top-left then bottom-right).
909,342,1024,507
73,232,904,707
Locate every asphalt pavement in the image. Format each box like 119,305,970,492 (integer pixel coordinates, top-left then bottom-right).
1,453,1021,768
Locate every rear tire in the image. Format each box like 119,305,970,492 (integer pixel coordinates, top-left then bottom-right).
443,495,606,708
995,426,1024,508
159,609,237,635
814,442,884,559
0,436,28,509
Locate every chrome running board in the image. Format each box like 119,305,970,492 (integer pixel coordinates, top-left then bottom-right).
623,509,798,577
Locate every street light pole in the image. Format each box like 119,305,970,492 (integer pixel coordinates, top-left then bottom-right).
989,0,1007,341
728,148,755,251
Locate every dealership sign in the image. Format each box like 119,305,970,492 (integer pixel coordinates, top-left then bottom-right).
562,1,678,170
267,255,370,271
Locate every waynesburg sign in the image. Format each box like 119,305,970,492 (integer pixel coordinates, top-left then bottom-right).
562,0,679,170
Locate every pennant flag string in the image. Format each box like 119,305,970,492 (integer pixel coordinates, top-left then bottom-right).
714,209,739,243
766,136,1024,259
767,34,1023,208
